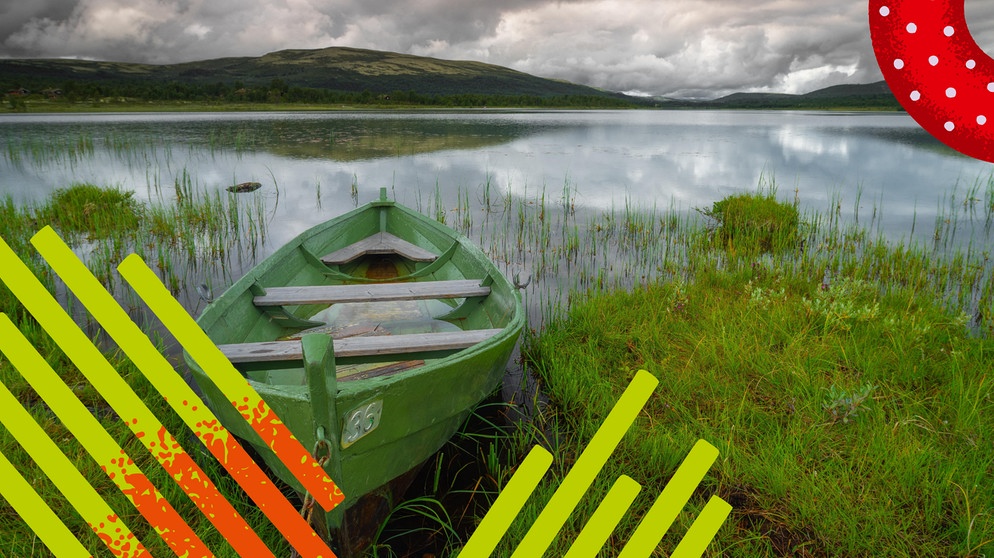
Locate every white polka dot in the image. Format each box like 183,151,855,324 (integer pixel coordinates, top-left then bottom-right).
894,59,905,69
979,115,988,126
967,60,977,69
946,87,957,98
989,83,994,92
944,26,954,36
910,90,921,101
906,23,917,33
929,56,939,66
879,6,890,16
945,121,955,131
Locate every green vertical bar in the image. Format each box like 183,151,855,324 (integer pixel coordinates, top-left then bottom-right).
510,370,658,558
0,450,93,558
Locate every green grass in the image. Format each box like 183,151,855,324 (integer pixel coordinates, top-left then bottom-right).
0,184,274,557
699,188,799,256
2,171,992,556
485,185,994,556
516,266,993,557
34,183,142,238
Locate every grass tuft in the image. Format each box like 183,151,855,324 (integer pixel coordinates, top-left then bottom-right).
701,191,800,256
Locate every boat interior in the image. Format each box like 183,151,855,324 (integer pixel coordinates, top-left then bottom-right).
214,228,510,385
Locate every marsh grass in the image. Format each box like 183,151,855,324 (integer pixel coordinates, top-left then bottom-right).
516,263,992,557
699,189,800,256
448,181,992,557
0,181,277,557
2,159,993,556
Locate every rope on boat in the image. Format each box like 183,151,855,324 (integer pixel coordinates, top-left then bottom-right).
290,429,332,558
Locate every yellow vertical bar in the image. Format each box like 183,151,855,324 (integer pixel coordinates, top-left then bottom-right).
510,370,658,558
459,445,554,558
563,475,642,558
617,439,720,558
0,449,93,558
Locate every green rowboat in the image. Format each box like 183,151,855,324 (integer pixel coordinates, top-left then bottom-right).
184,189,524,554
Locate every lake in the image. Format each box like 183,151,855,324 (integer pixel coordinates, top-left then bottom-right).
3,109,992,236
2,109,992,324
2,111,992,556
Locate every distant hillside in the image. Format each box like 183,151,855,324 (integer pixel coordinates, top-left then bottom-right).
650,81,900,110
689,81,901,110
0,47,642,106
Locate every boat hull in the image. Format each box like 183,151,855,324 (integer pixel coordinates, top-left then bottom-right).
183,192,524,552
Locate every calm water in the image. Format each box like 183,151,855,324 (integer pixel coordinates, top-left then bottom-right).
2,109,992,328
3,109,992,242
3,111,992,555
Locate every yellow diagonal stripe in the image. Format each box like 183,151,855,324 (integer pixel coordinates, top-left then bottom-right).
563,474,642,558
670,495,733,558
30,226,276,557
0,233,221,556
0,382,146,557
617,439,720,558
510,369,658,558
0,450,92,558
0,313,207,556
116,252,341,510
459,445,554,558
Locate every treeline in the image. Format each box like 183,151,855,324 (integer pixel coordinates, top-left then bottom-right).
5,78,643,108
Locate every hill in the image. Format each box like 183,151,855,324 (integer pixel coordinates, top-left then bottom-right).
669,81,901,110
0,47,642,107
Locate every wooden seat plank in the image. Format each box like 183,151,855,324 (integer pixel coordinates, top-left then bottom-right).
218,328,504,363
254,279,489,306
321,232,438,265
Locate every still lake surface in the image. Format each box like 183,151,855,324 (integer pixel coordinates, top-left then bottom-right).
3,111,993,555
3,109,992,242
2,109,992,326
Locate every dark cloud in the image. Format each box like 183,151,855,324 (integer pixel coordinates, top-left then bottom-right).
2,0,994,98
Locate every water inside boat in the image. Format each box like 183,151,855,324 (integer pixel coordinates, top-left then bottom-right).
257,255,472,385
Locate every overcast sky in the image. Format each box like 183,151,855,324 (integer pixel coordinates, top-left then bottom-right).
2,0,994,99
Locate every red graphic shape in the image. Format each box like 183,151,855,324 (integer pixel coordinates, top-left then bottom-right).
869,0,994,163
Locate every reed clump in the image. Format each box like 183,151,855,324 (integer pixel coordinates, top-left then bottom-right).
701,190,799,256
35,183,143,239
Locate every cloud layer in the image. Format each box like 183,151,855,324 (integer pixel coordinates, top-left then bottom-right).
3,0,994,98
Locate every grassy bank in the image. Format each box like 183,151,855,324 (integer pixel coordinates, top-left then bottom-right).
0,183,279,556
484,192,993,556
1,178,992,556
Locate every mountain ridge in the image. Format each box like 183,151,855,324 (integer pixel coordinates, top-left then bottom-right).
1,47,900,109
0,46,639,103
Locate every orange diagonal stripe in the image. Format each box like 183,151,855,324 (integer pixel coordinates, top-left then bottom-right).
31,227,292,557
26,228,338,558
0,234,219,557
117,252,344,513
0,381,149,558
0,314,214,557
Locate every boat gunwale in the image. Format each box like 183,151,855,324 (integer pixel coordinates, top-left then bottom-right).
184,196,525,388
